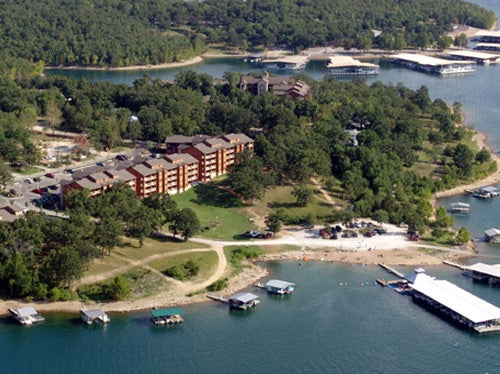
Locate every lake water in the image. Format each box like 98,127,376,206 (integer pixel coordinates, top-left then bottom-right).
7,1,500,372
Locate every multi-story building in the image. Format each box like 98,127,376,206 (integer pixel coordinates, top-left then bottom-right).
62,133,253,203
182,133,254,182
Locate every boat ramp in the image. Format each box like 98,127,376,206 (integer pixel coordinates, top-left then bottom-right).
9,307,44,325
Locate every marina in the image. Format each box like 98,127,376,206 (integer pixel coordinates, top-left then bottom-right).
208,292,260,310
404,269,500,333
150,307,184,325
80,309,110,325
326,56,379,75
484,228,500,243
390,53,476,75
446,50,500,64
8,307,45,325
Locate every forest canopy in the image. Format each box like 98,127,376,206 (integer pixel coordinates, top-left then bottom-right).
0,0,495,66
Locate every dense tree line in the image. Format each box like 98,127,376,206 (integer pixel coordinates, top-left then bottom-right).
0,0,495,67
0,0,204,66
0,185,200,300
182,0,496,51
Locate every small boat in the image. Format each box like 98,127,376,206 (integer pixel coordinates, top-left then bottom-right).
80,309,110,325
151,308,184,325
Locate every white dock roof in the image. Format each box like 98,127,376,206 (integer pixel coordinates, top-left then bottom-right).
448,50,500,60
391,53,474,66
410,273,500,324
467,263,500,278
262,55,309,64
326,56,379,68
265,279,295,288
476,43,500,49
485,228,500,237
229,292,259,303
15,307,38,317
475,30,500,38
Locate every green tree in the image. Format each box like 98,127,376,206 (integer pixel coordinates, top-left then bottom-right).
265,213,282,236
455,227,471,245
475,147,491,164
453,144,474,177
170,208,200,241
434,206,454,228
292,185,313,207
107,276,131,301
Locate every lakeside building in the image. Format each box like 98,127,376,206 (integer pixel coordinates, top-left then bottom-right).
406,270,500,333
390,53,475,75
238,71,311,99
446,50,500,65
326,56,379,75
0,200,25,221
62,133,253,202
484,228,500,243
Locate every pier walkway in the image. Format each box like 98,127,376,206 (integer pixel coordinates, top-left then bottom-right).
378,263,404,278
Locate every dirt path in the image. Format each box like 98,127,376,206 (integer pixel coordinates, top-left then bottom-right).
311,178,336,206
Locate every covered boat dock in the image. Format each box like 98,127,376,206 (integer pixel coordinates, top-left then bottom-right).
9,307,44,325
150,307,184,325
326,56,379,75
263,279,295,294
446,50,500,64
80,309,110,324
484,228,500,243
390,53,475,74
408,271,500,333
228,292,260,310
464,263,500,284
261,55,309,71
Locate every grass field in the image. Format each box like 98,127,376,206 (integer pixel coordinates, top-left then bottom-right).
171,184,254,239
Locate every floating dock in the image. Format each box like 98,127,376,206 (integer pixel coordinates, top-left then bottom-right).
406,269,500,333
390,53,475,75
255,279,295,294
80,309,110,325
446,50,500,65
378,263,404,278
443,260,467,270
150,308,184,325
9,307,44,325
449,202,470,214
326,56,379,75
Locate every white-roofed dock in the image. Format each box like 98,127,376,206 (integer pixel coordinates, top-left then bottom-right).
449,202,470,214
9,307,45,325
406,270,500,333
390,53,476,75
256,279,295,294
446,50,500,64
80,309,110,325
326,56,379,75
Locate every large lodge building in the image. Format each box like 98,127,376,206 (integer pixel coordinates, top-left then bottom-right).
62,133,253,202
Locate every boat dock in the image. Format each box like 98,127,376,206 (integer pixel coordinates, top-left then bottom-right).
378,263,404,278
9,307,45,325
80,309,110,325
406,269,500,333
450,202,470,214
326,56,379,75
255,279,295,294
390,53,475,75
469,186,498,199
150,307,184,325
446,50,500,65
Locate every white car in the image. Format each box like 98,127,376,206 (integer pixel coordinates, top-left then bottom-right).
24,178,34,184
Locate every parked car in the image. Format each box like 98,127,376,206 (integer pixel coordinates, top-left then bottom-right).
115,154,129,161
24,178,34,184
96,161,106,166
45,173,55,178
48,184,58,190
335,225,342,232
32,188,43,194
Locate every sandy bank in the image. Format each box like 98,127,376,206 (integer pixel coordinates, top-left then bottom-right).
45,56,204,72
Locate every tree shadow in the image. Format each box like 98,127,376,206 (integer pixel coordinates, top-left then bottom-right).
267,201,297,209
191,184,244,208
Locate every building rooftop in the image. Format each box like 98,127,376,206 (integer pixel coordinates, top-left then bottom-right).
81,309,108,319
467,263,500,279
485,228,500,237
265,279,295,289
447,50,500,60
327,56,379,68
229,292,259,303
410,272,500,324
391,53,475,66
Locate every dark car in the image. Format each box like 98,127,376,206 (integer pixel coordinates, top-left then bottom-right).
32,188,44,194
115,154,129,161
45,173,55,178
335,225,342,232
48,184,58,190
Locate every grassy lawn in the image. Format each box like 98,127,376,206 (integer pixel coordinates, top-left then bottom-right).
171,184,254,239
84,255,131,278
149,251,219,282
114,236,208,261
11,166,45,175
263,185,335,222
